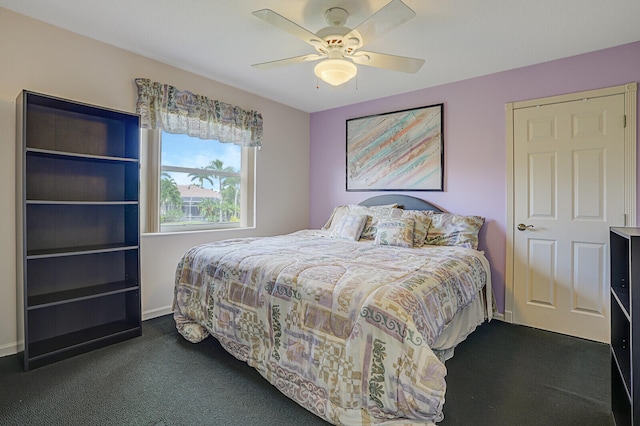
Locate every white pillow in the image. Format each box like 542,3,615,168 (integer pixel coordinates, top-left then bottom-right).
322,205,351,230
329,214,368,241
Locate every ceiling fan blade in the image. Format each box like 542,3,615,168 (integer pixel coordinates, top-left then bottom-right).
349,51,425,73
252,54,325,70
343,0,416,49
253,9,325,48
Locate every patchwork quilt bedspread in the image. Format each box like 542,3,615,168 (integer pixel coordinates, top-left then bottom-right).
173,230,491,425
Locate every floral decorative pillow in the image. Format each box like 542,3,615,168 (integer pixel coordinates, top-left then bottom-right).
398,210,433,247
349,205,402,240
424,212,485,249
375,218,415,248
329,214,368,241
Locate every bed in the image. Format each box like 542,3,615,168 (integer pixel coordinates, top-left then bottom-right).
173,195,492,425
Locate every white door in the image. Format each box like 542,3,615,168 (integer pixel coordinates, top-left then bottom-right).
512,93,626,343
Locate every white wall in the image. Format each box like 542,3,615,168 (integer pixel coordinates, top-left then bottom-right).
0,8,310,356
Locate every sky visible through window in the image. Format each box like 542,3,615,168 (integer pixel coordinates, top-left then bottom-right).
161,132,241,191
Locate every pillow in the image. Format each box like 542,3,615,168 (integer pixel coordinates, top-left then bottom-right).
375,218,415,248
424,212,485,249
321,203,397,231
329,214,368,241
398,210,433,247
349,205,402,240
322,205,351,231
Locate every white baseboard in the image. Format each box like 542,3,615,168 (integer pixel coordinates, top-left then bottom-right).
0,341,18,358
142,305,173,321
501,310,513,323
492,312,506,322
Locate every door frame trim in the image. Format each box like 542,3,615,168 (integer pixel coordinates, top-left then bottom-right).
504,83,637,323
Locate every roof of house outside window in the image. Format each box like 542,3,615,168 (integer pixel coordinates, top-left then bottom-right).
177,185,221,200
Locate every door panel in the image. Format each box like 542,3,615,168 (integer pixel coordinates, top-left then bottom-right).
572,241,605,315
527,239,556,307
573,149,603,220
529,152,556,218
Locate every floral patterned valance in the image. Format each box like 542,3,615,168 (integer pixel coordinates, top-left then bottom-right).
135,78,262,148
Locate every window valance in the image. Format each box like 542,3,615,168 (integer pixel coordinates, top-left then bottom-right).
135,78,263,148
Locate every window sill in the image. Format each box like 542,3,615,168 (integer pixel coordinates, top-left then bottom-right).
142,225,256,238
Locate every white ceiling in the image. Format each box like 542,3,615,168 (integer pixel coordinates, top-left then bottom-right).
2,0,640,113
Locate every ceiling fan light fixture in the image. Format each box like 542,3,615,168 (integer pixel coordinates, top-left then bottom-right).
314,59,357,86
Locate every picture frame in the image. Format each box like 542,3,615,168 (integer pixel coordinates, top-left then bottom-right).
346,103,444,191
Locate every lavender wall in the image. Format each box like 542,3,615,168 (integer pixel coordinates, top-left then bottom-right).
309,41,640,314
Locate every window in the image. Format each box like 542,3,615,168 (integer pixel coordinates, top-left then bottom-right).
158,131,255,232
134,79,262,233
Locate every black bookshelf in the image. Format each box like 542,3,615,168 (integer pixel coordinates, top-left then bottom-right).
16,91,141,370
610,227,640,425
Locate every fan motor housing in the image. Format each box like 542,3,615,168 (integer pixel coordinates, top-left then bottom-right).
324,7,348,26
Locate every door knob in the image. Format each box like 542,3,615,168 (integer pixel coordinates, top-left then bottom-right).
517,223,534,231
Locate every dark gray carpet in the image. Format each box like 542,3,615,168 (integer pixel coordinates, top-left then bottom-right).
440,320,612,426
0,315,613,425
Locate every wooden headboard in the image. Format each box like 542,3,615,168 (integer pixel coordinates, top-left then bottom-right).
359,194,444,212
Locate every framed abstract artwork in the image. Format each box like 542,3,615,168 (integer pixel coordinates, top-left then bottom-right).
346,103,444,191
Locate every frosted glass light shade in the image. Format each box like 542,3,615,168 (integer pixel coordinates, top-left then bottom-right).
314,59,357,86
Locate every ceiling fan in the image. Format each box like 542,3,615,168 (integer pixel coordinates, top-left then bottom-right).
251,0,425,86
